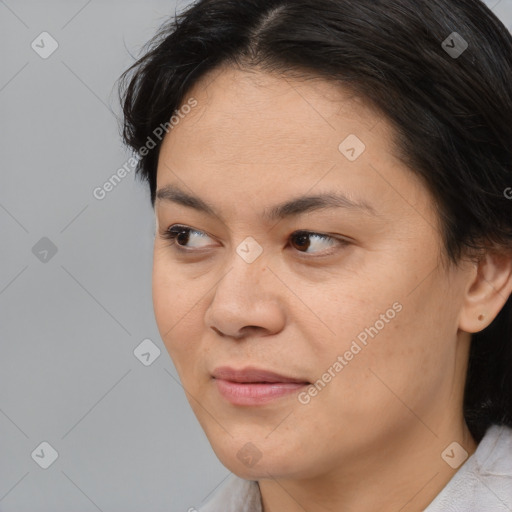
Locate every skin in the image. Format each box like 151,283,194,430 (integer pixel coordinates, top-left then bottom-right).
152,63,512,511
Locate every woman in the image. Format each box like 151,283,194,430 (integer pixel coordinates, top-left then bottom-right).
118,0,512,510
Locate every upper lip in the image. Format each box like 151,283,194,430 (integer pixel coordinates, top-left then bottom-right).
212,366,309,384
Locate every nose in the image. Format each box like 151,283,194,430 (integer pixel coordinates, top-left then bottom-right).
204,252,286,340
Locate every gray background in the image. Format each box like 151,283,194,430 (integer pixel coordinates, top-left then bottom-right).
1,1,511,511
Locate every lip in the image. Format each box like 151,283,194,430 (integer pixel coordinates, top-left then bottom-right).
212,366,310,406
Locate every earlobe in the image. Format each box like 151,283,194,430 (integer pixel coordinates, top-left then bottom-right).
458,250,512,334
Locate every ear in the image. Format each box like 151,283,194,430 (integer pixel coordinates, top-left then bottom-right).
459,250,512,333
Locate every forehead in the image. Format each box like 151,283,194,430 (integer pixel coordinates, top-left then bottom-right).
155,64,432,228
170,64,382,141
158,65,391,174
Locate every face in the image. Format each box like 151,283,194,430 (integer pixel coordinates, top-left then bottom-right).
152,65,473,480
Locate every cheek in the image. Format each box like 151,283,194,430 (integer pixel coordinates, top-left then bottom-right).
301,315,442,450
152,256,176,336
306,270,456,417
152,252,205,371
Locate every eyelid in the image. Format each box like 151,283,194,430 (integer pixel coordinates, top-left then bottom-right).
289,231,351,258
163,224,218,251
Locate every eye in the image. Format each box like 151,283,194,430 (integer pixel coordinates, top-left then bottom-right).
160,225,349,256
289,230,348,255
161,225,215,250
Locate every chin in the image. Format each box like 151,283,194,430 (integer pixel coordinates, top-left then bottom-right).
208,436,314,481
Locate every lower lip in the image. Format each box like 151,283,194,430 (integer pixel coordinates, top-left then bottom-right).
214,379,308,406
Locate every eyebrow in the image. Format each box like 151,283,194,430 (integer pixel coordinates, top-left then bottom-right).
155,184,377,221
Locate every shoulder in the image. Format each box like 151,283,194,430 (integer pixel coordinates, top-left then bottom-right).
425,424,512,511
196,474,262,512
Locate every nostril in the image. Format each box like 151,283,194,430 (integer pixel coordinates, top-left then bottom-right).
210,324,267,339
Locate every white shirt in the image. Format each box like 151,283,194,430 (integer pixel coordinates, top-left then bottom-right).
197,424,512,511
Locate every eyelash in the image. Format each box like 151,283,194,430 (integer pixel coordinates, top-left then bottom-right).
160,224,350,257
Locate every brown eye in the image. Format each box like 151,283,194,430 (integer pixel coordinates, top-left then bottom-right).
289,231,344,255
291,233,312,251
162,225,213,250
170,228,190,246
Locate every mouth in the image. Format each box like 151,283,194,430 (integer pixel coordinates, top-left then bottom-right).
211,366,311,406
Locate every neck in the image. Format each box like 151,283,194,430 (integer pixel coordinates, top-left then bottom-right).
258,417,477,512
